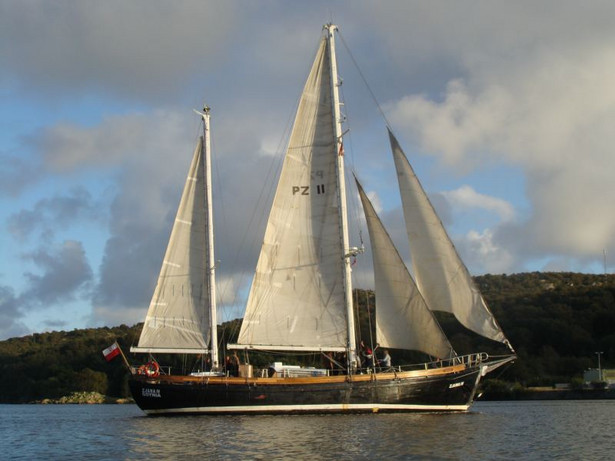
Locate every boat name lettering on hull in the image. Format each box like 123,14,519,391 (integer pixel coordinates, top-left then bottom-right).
448,382,464,389
142,388,161,398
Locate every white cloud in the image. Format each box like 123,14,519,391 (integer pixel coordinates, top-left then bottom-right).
385,3,615,264
461,229,515,274
442,185,514,222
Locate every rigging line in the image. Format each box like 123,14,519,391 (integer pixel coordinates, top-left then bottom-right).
221,93,297,342
209,114,227,305
337,77,362,237
335,32,379,301
337,30,392,130
366,289,376,365
209,121,239,328
353,288,362,351
492,360,515,381
216,113,288,309
228,35,325,336
336,58,371,302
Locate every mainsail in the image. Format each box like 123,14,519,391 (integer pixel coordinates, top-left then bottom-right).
235,32,349,351
389,130,511,348
132,137,211,354
357,179,454,358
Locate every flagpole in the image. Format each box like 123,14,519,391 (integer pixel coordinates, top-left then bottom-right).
115,342,133,373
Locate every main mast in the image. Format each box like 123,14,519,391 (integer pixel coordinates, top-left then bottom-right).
200,106,219,369
325,24,357,369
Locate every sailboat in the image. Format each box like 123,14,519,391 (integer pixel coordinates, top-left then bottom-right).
128,24,515,415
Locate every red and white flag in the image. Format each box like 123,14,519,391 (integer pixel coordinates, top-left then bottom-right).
102,342,120,362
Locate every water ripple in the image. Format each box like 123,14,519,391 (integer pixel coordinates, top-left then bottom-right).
2,401,615,460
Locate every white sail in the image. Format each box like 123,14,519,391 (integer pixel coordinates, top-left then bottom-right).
389,130,509,346
235,36,348,351
357,180,454,358
133,138,210,353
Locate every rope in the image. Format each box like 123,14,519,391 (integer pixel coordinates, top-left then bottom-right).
337,30,392,130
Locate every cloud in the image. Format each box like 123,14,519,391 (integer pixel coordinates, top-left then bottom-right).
9,103,280,328
458,229,516,275
7,187,101,242
47,111,199,319
74,109,279,325
384,3,615,265
0,153,43,197
441,185,514,222
36,111,193,174
21,240,93,308
0,284,29,340
1,0,240,101
5,0,615,339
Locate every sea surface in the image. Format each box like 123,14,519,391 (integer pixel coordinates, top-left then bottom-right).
1,400,614,460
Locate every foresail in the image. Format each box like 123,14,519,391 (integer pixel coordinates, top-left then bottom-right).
357,179,454,358
389,130,509,346
134,138,210,353
236,37,348,351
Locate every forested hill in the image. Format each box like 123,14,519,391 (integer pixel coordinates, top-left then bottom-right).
1,272,614,403
472,272,615,385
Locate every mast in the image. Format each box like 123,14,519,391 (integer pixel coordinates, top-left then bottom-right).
200,106,219,369
325,24,357,368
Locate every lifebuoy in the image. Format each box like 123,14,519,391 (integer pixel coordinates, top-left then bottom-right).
138,361,160,377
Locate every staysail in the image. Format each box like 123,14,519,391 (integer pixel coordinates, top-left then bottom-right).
235,33,349,351
356,179,454,358
132,137,211,353
389,130,511,348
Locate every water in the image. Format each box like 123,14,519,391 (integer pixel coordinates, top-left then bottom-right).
1,401,614,460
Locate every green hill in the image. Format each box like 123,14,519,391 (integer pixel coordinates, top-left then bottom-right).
1,272,613,402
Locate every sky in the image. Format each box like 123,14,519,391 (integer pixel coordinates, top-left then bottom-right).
2,0,615,340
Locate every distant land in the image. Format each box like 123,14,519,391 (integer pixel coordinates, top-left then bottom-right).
0,272,613,403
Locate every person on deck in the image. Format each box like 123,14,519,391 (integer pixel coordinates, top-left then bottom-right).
323,352,336,375
360,341,375,368
379,349,391,369
230,352,240,377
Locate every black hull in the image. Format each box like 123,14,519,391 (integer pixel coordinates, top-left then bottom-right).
129,364,484,415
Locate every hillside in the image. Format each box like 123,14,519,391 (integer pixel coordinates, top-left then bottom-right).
1,272,613,402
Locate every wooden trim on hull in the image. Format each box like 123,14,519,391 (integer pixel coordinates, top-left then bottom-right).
132,363,468,386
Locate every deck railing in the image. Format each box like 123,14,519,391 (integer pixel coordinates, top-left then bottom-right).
361,352,490,375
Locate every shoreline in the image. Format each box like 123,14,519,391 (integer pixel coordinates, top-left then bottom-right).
31,391,134,405
481,388,615,401
22,389,615,404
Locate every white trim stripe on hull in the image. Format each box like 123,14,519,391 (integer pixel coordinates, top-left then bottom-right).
144,403,470,415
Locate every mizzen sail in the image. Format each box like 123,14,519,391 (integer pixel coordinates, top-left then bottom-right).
133,138,210,353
